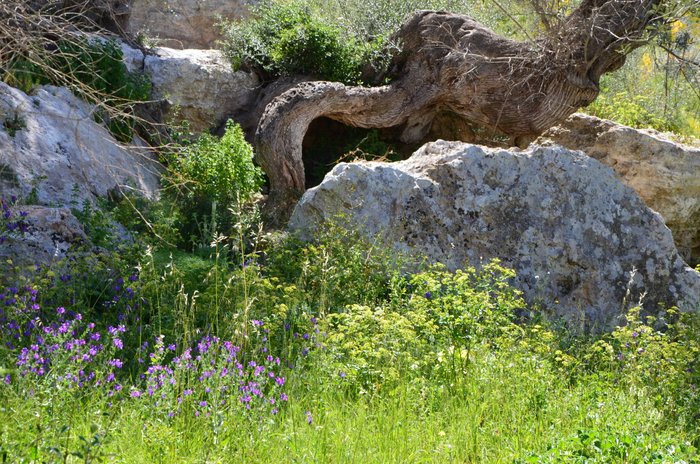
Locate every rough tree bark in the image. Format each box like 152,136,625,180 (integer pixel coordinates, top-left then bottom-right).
255,0,665,224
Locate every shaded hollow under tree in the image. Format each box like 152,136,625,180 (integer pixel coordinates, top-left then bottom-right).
255,0,691,225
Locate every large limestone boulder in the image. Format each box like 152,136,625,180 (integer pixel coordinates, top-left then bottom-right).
122,44,259,132
125,0,250,49
539,114,700,265
290,141,700,329
0,83,160,208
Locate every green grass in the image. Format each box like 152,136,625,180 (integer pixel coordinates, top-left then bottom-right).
1,212,699,461
2,339,693,463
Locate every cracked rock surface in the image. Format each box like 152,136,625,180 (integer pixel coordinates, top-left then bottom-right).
540,113,700,265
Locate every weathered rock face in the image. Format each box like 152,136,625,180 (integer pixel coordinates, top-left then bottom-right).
539,114,700,265
290,141,700,329
0,205,87,266
122,44,259,132
0,83,160,208
125,0,250,49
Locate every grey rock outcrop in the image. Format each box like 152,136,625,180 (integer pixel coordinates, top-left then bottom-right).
290,141,700,329
0,206,87,266
125,0,250,49
121,44,259,132
539,114,700,265
0,83,160,208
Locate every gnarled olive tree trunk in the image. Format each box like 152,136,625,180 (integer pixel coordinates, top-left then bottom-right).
256,0,661,224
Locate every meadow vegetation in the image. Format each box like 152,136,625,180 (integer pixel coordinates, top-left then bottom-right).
1,0,699,461
2,124,700,462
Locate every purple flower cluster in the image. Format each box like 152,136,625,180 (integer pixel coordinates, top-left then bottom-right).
103,275,142,321
1,281,292,421
132,333,288,419
1,288,123,390
289,316,324,360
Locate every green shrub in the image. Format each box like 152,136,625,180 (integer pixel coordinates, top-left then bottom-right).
273,20,363,82
1,57,48,94
406,260,523,348
584,43,700,138
48,38,150,103
168,121,262,207
517,427,699,463
583,306,700,428
308,259,526,394
320,304,434,394
265,220,414,312
221,0,384,84
586,91,675,132
163,120,264,250
71,199,119,249
109,193,183,247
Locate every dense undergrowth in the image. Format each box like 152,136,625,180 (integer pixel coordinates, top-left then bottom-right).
2,126,700,462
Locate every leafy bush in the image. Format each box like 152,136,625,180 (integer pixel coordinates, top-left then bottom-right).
584,306,700,426
48,38,151,103
517,427,699,463
264,220,413,312
221,0,385,84
162,120,264,250
406,261,523,351
586,91,675,132
311,259,526,394
320,304,433,393
168,121,262,207
585,41,700,138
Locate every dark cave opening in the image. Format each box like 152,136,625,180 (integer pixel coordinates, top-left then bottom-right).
301,117,412,189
